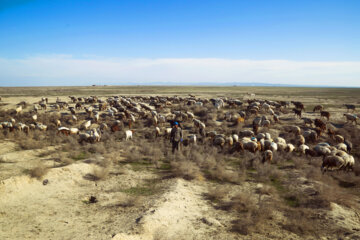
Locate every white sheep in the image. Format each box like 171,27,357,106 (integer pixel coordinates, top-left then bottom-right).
125,130,133,141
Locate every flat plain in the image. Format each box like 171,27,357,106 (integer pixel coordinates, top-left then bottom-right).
0,86,360,240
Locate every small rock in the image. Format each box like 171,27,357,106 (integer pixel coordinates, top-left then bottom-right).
135,216,142,224
200,217,223,227
42,179,49,185
89,196,97,203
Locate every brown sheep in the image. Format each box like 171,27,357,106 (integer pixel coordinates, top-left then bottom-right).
292,108,302,118
321,155,345,173
320,111,330,121
292,101,305,111
262,150,273,163
313,105,323,112
314,118,326,131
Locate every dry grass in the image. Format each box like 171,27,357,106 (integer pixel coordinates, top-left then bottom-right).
25,164,48,179
204,185,230,202
117,194,143,208
170,159,202,180
84,166,109,181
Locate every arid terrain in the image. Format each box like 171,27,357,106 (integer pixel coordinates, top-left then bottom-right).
0,86,360,240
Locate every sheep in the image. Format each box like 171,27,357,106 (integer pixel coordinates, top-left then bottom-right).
262,150,273,163
262,119,271,128
79,132,91,143
305,149,319,157
15,105,22,114
265,133,272,140
70,128,79,135
257,133,266,141
303,129,317,143
213,136,226,148
32,114,38,122
295,135,306,146
155,127,161,138
100,123,108,132
55,119,61,127
253,117,262,127
82,120,92,130
297,144,309,155
336,143,347,152
292,108,302,118
314,145,331,156
277,142,287,152
40,103,47,110
314,118,326,131
125,130,133,141
57,127,71,136
289,125,301,135
36,123,47,131
320,111,330,121
72,115,78,123
262,103,272,112
230,141,244,153
291,101,304,110
313,105,323,112
94,112,100,123
187,134,197,145
273,114,279,123
344,139,352,153
321,155,346,173
239,130,255,138
344,104,356,112
334,134,344,143
302,117,313,126
91,128,101,142
241,138,260,153
232,134,239,143
344,113,358,124
225,135,234,147
285,144,295,153
344,154,355,171
274,137,286,145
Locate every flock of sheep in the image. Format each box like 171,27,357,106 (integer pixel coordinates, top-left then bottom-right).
0,94,358,173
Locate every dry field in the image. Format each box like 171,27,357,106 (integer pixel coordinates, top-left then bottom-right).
0,86,360,240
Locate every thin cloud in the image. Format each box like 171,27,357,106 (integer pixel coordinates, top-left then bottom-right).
0,55,359,87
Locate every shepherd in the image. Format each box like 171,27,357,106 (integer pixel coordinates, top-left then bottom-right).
170,121,183,154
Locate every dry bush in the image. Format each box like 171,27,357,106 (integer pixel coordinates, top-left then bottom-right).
293,156,308,169
254,161,284,183
26,164,48,179
18,136,46,150
205,185,230,202
170,158,201,180
281,208,323,237
84,166,109,181
221,191,256,212
208,163,244,184
53,152,73,167
86,143,107,154
123,144,143,163
220,191,274,235
193,108,208,118
231,203,273,235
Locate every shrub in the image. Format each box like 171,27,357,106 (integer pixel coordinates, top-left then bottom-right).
25,164,48,179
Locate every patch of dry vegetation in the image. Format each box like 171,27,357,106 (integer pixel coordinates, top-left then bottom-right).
24,164,48,179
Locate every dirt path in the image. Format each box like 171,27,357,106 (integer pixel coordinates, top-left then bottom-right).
113,178,234,240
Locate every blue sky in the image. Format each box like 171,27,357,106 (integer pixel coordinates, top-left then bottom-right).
0,0,359,86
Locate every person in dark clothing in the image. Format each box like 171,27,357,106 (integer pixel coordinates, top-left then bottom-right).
170,121,183,154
